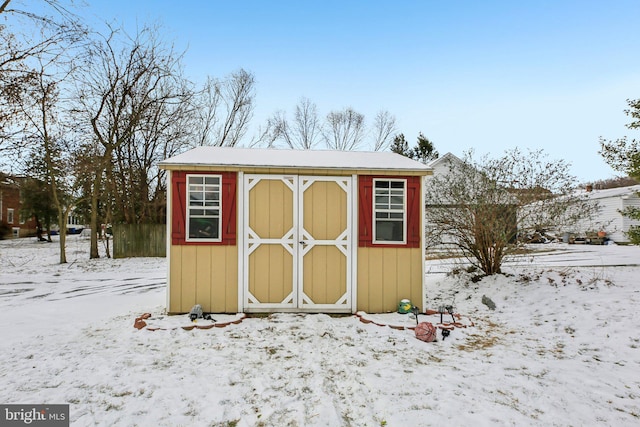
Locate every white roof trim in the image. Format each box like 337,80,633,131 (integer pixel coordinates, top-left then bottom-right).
160,146,432,172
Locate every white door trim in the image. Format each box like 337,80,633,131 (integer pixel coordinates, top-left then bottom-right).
241,174,353,312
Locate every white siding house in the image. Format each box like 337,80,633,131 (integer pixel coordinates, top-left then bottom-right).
574,185,640,243
426,152,464,179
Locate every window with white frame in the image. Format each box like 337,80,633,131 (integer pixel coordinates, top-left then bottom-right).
373,179,406,243
7,208,14,224
186,175,221,241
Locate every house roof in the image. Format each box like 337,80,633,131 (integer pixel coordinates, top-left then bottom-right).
581,184,640,200
160,146,432,173
427,152,463,169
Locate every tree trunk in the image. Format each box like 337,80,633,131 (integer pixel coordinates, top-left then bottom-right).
89,168,101,259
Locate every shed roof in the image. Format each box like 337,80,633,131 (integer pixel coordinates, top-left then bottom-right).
160,146,432,173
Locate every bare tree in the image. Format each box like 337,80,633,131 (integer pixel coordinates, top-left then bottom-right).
291,97,321,149
72,24,188,258
194,68,255,147
371,110,397,151
0,0,85,155
323,107,365,151
112,77,194,224
3,0,85,263
425,148,598,275
262,97,321,149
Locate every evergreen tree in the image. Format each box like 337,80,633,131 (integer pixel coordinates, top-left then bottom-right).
412,132,439,163
390,133,411,157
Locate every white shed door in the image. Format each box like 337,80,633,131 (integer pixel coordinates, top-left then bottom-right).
243,174,352,312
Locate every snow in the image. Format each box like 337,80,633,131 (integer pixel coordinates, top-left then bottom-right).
1,236,640,426
159,146,432,172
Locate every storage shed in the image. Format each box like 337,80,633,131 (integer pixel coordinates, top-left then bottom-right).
159,147,432,314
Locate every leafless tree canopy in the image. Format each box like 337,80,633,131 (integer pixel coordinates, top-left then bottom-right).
0,0,86,155
323,107,365,151
71,24,192,257
1,0,87,262
261,97,321,149
371,110,397,151
194,68,255,147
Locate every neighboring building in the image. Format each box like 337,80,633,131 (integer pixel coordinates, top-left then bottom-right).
570,184,640,243
159,147,432,314
0,173,38,238
425,152,518,247
426,152,465,178
424,153,464,249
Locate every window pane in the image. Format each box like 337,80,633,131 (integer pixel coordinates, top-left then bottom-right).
187,174,222,240
373,179,406,243
375,220,404,242
188,217,219,239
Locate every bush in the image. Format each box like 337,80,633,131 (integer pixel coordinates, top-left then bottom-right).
625,225,640,245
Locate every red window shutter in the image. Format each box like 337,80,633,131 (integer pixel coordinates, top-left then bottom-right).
221,172,237,245
171,171,237,246
171,171,187,245
359,174,422,248
405,176,422,248
358,176,373,247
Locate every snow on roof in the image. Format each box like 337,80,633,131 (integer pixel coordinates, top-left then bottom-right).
582,184,640,200
160,146,431,173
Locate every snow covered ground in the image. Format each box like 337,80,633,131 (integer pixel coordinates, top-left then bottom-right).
0,236,639,426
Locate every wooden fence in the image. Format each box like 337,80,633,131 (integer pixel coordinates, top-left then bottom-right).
113,224,166,258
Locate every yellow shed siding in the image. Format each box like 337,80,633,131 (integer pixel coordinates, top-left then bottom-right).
168,244,238,314
302,245,347,304
248,244,293,303
357,247,423,313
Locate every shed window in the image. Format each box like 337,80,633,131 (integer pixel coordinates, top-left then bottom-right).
373,179,406,244
186,175,221,241
358,175,420,248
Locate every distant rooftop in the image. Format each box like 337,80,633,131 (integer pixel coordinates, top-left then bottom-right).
582,184,640,200
160,146,432,173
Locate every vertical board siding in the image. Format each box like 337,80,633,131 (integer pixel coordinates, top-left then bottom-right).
169,244,238,313
304,180,347,240
249,179,293,238
357,247,422,313
249,244,292,303
303,245,347,304
301,179,349,306
247,177,295,305
113,224,166,258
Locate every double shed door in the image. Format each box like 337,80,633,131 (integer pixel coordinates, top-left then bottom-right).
243,174,353,312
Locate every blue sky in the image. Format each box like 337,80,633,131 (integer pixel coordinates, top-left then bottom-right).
74,1,640,181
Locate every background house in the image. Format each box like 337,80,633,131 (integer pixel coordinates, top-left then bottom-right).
425,152,521,250
0,173,37,238
570,184,640,243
